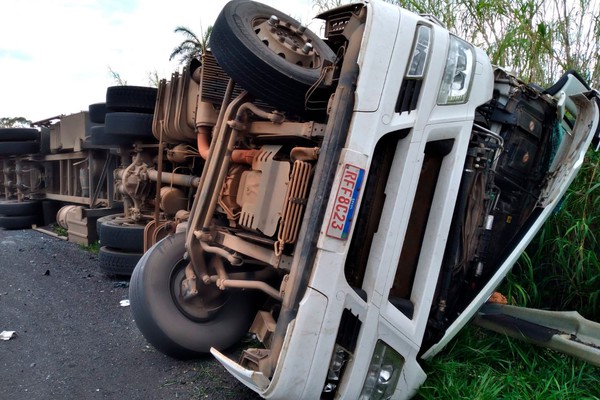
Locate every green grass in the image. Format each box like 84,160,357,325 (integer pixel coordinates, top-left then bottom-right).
505,150,600,321
80,241,100,254
417,326,600,399
51,223,68,237
419,149,600,398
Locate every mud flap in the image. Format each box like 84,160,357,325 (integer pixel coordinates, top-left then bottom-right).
473,303,600,367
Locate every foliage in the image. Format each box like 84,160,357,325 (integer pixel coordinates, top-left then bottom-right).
107,66,127,86
503,149,600,321
0,116,32,128
394,0,600,86
417,325,600,399
80,241,100,254
51,223,68,238
314,0,600,87
169,25,212,66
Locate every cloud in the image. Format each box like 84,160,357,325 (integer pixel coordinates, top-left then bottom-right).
0,0,317,121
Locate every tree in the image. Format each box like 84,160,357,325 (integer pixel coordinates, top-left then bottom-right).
169,25,213,66
107,66,127,86
0,117,32,128
313,0,600,87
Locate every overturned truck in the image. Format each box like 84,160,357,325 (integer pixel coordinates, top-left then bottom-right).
130,0,600,398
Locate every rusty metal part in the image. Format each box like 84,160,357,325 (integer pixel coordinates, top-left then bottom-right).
218,231,290,268
275,159,312,256
181,262,199,300
230,149,260,165
146,169,200,188
212,277,282,302
200,240,243,266
218,163,247,222
159,186,188,215
246,121,326,138
195,100,219,128
152,67,198,143
166,144,198,163
237,145,291,237
290,147,320,162
196,125,212,160
143,220,176,252
254,15,326,69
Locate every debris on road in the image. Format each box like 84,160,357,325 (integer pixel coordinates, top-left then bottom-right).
1,331,17,340
120,299,130,307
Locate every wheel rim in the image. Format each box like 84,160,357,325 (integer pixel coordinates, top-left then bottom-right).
253,15,324,69
169,259,229,322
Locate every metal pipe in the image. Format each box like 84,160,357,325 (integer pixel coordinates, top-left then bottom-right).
200,240,243,266
196,126,212,160
213,278,282,301
146,170,200,188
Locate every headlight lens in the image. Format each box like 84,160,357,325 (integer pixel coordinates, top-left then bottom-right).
437,36,475,105
359,340,404,400
406,25,431,78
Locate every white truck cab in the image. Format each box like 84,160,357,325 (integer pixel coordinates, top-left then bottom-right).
130,1,600,398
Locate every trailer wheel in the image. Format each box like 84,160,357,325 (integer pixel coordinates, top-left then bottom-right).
98,246,143,276
97,214,145,252
88,103,107,124
0,214,41,230
0,128,39,142
210,0,336,113
0,200,42,217
129,232,256,358
89,125,142,146
106,86,158,114
0,141,40,156
104,112,154,137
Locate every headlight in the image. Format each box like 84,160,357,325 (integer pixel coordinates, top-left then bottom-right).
437,36,475,105
406,25,431,78
359,340,405,400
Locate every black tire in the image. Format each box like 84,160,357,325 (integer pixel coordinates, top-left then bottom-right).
0,214,41,230
129,233,257,358
211,1,336,113
0,200,42,217
0,141,40,156
106,86,158,113
42,200,62,226
89,125,139,146
39,127,50,155
88,103,107,124
104,112,154,137
0,128,39,142
97,214,145,252
98,246,143,276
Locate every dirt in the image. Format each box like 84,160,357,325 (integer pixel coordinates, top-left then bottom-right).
0,229,260,400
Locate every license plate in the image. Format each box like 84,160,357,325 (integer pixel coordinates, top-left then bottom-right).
326,164,365,240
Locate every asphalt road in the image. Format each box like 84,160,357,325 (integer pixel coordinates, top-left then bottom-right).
0,228,260,400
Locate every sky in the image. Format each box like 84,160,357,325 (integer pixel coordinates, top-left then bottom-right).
0,0,319,122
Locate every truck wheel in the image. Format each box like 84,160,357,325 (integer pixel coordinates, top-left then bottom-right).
0,128,39,141
104,112,154,137
211,0,336,113
97,214,145,252
0,200,42,217
129,232,256,358
106,86,158,114
0,141,40,156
